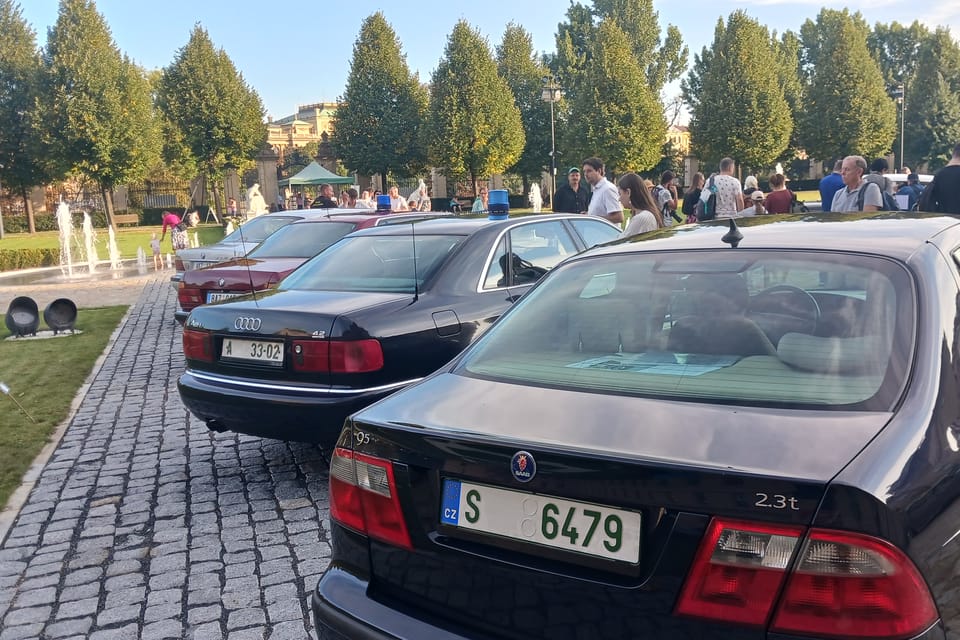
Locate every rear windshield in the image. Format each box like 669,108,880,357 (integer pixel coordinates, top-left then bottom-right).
459,251,915,411
247,222,356,259
280,234,465,293
221,215,301,244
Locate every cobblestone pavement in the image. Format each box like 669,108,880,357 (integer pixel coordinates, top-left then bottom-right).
0,278,331,639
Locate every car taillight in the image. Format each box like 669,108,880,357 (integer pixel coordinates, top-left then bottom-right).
291,339,383,373
182,328,214,362
329,447,412,550
675,518,803,626
770,529,937,639
177,282,203,310
677,519,939,638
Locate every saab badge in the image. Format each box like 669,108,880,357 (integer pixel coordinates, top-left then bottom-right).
510,450,536,483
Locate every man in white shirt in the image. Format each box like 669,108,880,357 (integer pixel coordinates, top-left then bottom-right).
582,157,623,224
831,155,882,213
713,157,744,216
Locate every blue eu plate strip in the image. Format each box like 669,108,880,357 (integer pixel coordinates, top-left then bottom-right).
440,479,462,525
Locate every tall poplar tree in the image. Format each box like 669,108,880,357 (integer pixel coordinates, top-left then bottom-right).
798,9,896,161
0,0,48,233
496,24,551,187
156,25,265,212
332,12,428,185
682,12,792,171
44,0,159,226
905,28,960,170
566,18,665,174
427,21,525,193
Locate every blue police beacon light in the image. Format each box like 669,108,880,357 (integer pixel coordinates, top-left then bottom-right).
376,194,392,213
488,189,509,220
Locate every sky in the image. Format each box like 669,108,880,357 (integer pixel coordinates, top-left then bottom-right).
17,0,960,121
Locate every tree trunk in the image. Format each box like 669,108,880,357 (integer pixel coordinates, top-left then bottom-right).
21,188,35,234
100,185,116,230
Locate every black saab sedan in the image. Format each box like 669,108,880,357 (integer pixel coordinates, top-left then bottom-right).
178,214,620,446
313,213,960,640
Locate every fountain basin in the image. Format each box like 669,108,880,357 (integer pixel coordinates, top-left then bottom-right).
0,260,152,287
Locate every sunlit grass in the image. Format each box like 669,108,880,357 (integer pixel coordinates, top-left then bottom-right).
0,224,227,259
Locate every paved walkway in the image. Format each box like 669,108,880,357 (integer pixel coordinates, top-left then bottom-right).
0,277,331,639
0,269,167,313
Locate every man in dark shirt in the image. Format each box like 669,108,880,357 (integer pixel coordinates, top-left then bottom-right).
311,183,338,209
919,143,960,214
552,167,591,214
819,159,844,212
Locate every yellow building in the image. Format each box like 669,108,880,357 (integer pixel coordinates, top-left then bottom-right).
666,124,690,156
266,102,339,152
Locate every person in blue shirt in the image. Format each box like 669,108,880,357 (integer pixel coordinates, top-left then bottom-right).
896,173,923,211
819,159,844,212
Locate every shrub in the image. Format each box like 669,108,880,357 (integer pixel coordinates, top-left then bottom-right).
0,248,60,270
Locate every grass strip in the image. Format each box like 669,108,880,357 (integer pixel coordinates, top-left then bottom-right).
0,305,128,509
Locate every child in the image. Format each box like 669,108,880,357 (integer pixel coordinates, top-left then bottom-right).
150,233,162,270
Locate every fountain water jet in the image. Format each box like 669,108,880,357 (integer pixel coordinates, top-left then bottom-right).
82,212,98,274
56,201,74,277
136,246,147,268
107,226,122,270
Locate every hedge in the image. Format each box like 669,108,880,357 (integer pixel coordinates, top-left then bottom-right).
0,248,60,271
1,205,211,232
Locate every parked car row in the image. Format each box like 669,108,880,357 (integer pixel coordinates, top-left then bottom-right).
175,210,960,640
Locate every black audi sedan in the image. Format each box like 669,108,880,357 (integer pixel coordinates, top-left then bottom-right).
313,213,960,640
178,214,620,446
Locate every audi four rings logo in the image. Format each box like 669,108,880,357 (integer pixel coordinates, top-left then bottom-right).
234,317,262,331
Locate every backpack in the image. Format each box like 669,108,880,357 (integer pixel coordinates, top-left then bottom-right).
652,185,682,224
857,180,900,212
695,175,718,221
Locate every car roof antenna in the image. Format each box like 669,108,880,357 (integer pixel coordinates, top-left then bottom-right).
235,213,259,306
722,218,743,249
411,221,420,302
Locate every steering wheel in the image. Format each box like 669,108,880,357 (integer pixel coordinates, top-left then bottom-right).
748,284,821,342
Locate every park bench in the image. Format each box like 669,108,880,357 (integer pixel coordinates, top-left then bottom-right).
113,213,139,226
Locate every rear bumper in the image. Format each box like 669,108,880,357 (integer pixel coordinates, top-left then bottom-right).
177,369,414,446
312,568,473,640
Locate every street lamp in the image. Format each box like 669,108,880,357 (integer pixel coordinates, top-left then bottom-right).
0,163,5,240
892,84,905,170
541,75,562,203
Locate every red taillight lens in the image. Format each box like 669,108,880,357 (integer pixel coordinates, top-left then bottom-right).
329,447,412,550
182,328,214,362
675,518,803,626
770,529,937,639
177,282,203,310
291,339,383,373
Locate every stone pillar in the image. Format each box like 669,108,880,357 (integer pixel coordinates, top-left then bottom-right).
223,169,240,206
430,168,446,199
113,186,129,212
31,187,46,213
256,146,280,208
683,156,700,188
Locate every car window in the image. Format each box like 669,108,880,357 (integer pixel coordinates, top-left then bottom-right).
280,234,465,293
482,237,510,290
247,222,357,259
459,251,914,411
568,217,621,248
509,221,579,280
221,215,301,244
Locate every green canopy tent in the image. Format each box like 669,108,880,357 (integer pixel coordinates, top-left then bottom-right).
279,161,354,186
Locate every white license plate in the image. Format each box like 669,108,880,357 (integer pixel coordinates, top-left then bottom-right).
207,292,242,303
440,480,641,563
220,338,284,365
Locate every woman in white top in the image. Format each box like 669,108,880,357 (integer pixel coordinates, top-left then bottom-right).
617,172,664,238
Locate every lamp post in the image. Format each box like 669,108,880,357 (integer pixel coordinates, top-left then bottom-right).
892,84,905,170
541,75,562,203
0,163,5,240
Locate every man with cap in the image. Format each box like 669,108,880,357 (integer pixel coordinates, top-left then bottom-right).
552,167,591,214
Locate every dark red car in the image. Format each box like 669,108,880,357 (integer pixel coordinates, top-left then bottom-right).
175,212,448,323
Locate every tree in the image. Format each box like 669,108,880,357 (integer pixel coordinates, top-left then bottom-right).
682,12,792,172
773,30,805,166
156,25,265,212
868,21,929,89
427,20,525,194
496,24,550,187
798,9,896,161
905,28,960,170
43,0,159,227
332,12,428,186
565,19,665,174
0,0,48,233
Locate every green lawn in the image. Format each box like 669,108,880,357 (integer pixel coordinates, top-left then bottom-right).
0,224,227,259
0,306,128,510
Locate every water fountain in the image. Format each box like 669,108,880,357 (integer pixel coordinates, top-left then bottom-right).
82,212,98,274
107,226,122,271
166,253,173,269
136,246,147,268
56,201,74,277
